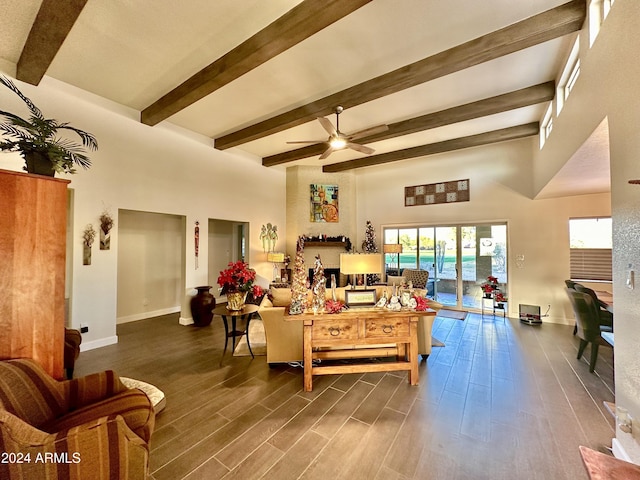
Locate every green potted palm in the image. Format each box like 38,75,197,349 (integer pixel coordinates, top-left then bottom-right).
0,76,98,177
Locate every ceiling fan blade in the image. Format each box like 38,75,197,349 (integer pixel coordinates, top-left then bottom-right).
348,124,389,141
319,146,334,160
346,142,375,155
317,116,337,136
287,140,323,144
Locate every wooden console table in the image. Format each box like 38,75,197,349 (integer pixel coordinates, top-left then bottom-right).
294,308,425,391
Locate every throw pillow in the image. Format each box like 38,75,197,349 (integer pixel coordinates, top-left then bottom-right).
270,287,291,307
387,275,406,286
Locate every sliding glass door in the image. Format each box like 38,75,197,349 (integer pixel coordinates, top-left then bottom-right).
383,223,507,310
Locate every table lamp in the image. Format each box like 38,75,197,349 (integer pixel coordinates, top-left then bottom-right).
267,252,285,281
340,253,382,288
383,244,403,277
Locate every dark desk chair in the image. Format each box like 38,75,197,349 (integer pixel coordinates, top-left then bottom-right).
574,284,614,330
566,289,612,373
565,279,578,290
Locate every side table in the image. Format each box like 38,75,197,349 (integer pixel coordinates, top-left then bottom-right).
212,304,260,357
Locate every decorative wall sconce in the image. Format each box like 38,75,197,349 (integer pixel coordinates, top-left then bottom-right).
260,223,278,252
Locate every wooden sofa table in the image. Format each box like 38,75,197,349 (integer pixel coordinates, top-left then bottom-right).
292,308,433,391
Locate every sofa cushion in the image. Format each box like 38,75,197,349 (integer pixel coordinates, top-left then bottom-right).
387,275,406,286
43,388,155,444
270,287,292,307
0,359,66,428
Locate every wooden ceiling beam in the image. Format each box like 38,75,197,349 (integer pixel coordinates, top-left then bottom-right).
322,123,540,172
16,0,88,85
216,0,584,150
263,81,555,166
141,0,371,126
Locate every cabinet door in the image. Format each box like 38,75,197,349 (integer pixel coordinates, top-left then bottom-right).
0,169,69,379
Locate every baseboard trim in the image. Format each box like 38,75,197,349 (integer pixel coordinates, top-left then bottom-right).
179,316,194,326
117,306,181,324
80,335,118,352
612,438,632,462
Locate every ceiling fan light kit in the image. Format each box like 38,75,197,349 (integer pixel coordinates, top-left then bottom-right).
288,106,387,159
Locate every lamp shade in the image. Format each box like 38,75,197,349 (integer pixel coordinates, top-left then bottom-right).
383,244,403,254
340,253,382,274
267,252,285,263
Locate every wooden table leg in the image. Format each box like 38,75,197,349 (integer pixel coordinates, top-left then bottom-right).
303,321,313,392
408,318,419,385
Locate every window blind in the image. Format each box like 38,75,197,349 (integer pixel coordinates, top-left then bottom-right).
570,248,612,281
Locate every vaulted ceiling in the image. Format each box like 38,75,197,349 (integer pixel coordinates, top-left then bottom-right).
0,0,609,195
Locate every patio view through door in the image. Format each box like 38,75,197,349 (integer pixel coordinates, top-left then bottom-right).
383,224,507,310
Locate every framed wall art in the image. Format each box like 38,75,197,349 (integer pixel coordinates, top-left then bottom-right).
405,179,469,206
310,184,339,222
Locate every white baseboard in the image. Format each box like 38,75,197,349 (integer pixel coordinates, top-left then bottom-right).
612,438,632,462
117,306,180,324
80,335,118,352
179,316,194,326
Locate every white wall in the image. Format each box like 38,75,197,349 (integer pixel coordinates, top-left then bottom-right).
116,210,184,323
0,74,285,351
532,0,640,463
355,138,610,323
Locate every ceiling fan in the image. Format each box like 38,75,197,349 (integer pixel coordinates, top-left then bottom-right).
287,106,388,159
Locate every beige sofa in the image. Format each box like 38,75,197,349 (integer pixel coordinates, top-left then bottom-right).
258,285,442,366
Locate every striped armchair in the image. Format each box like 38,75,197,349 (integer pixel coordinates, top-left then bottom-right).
0,358,155,479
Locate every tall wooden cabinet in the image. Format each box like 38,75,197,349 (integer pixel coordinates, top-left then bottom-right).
0,168,69,379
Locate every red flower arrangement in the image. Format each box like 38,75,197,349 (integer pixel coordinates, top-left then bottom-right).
413,295,430,311
217,261,263,297
325,299,346,314
494,292,507,303
480,275,499,293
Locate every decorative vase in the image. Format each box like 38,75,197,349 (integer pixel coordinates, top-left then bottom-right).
484,292,492,298
83,244,91,265
226,291,247,311
24,151,55,177
100,228,111,250
190,286,215,326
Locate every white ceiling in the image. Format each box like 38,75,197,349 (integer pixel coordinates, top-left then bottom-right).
0,0,609,194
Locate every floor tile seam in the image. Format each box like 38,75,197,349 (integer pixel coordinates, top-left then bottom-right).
262,386,347,453
150,404,272,474
308,381,377,440
531,334,595,449
149,413,228,453
379,395,423,479
153,406,230,449
180,455,230,480
149,424,232,475
154,387,243,431
552,349,615,434
262,428,333,480
213,396,318,469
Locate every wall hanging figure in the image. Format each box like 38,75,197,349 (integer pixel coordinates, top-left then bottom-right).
194,221,200,269
99,209,114,250
82,224,96,265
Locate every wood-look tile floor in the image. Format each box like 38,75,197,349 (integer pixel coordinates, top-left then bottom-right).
74,312,615,480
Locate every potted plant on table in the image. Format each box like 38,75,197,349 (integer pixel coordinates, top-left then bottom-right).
494,291,508,309
217,261,264,311
0,76,98,176
480,275,499,298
